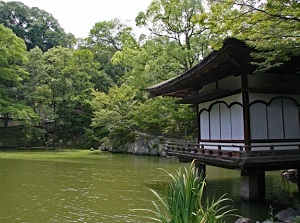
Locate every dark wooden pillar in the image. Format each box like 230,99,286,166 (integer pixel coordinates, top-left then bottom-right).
241,169,265,201
297,169,300,193
241,72,251,151
195,161,206,180
257,170,266,198
196,105,200,143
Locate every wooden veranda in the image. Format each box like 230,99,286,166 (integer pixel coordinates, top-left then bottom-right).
164,141,300,171
164,141,300,200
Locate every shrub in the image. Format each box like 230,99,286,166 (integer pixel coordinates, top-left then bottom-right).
138,160,236,223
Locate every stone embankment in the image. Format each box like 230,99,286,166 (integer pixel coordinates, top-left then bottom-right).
0,126,29,148
236,207,300,223
101,133,173,156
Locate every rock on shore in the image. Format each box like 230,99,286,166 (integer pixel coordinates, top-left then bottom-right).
236,207,300,223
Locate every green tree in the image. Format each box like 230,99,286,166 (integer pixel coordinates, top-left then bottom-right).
0,24,37,127
0,1,74,51
133,97,196,139
207,0,300,71
112,36,183,90
91,84,141,149
24,46,50,119
101,0,211,145
24,46,105,140
85,19,131,86
54,49,97,138
91,1,218,146
136,0,212,71
88,18,133,52
112,0,215,89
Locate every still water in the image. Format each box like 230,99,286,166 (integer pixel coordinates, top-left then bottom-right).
0,150,299,223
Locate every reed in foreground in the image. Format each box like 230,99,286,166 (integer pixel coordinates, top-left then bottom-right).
138,160,236,223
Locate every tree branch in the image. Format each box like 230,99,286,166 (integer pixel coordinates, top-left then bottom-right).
233,1,300,22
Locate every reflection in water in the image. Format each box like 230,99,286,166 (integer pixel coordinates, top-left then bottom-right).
0,151,299,223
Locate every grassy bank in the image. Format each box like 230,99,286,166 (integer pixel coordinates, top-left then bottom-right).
0,149,106,161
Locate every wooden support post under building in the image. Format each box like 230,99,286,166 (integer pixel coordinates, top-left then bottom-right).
194,161,206,180
241,170,265,201
297,169,300,193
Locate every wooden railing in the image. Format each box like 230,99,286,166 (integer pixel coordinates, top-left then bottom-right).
164,141,300,159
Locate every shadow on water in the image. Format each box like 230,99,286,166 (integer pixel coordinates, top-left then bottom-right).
203,167,300,222
141,164,300,223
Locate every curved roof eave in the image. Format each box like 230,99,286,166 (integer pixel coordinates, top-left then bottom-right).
146,38,252,97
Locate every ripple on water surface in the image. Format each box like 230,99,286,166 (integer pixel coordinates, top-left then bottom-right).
0,152,181,222
0,151,299,223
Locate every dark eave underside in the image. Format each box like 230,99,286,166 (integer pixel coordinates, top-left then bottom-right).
146,38,300,104
177,89,242,104
146,38,254,98
250,82,300,95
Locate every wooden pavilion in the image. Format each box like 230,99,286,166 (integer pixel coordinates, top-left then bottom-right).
146,38,300,201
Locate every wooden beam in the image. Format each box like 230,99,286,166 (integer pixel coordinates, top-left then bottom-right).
241,72,251,149
176,89,241,104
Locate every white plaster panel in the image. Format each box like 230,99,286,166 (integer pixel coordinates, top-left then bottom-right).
199,82,217,94
267,98,284,139
284,74,300,83
250,103,268,139
249,93,276,104
291,95,300,104
198,93,243,111
251,142,300,151
220,103,232,140
210,104,221,140
231,104,244,140
200,110,209,140
249,93,300,104
0,120,23,127
275,145,299,150
218,75,241,90
248,73,281,89
283,99,300,139
199,142,244,151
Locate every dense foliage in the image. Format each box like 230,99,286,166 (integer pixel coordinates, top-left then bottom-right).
0,1,74,51
206,0,300,71
0,24,37,128
0,0,298,148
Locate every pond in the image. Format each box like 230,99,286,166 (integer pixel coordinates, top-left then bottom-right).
0,150,299,223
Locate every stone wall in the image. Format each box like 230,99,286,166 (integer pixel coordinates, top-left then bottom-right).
236,207,300,223
126,134,165,156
